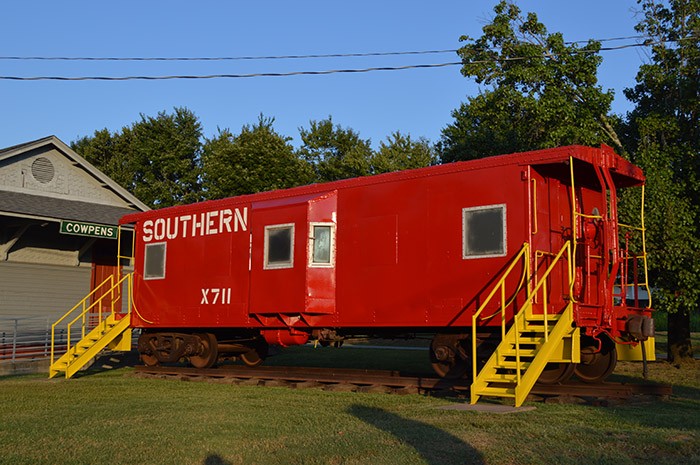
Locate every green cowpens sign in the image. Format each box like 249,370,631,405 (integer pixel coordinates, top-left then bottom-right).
60,220,118,239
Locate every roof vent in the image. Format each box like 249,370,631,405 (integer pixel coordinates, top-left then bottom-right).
31,157,55,184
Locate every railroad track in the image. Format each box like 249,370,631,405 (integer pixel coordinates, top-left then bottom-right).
133,365,672,404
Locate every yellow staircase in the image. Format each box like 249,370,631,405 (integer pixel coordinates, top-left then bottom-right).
471,242,579,407
49,273,133,379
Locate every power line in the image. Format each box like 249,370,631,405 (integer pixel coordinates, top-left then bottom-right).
0,35,655,62
0,49,458,62
0,62,463,81
1,36,693,82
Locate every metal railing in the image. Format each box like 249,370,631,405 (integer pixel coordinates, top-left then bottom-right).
471,241,573,383
471,242,530,381
0,316,55,362
618,185,652,309
50,273,133,367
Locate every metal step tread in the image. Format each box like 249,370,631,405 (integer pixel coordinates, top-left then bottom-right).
500,349,538,358
475,386,516,397
497,360,531,369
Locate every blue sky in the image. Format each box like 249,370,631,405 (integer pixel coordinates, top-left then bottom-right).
1,1,649,150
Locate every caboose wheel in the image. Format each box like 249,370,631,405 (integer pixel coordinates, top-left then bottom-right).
537,362,575,384
574,344,617,383
140,353,159,367
190,333,218,369
240,339,269,367
240,350,264,367
430,334,469,380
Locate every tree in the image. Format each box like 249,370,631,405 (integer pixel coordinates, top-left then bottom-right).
439,0,621,162
298,117,373,182
622,0,699,363
72,107,203,208
202,115,311,199
129,108,203,207
72,128,135,192
371,132,436,174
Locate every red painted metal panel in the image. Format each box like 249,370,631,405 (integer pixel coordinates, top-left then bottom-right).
130,204,251,327
305,192,337,315
250,200,307,316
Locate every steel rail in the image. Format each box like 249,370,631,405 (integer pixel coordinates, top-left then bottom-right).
133,365,671,400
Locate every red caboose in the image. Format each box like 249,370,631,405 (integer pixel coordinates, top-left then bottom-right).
119,144,653,404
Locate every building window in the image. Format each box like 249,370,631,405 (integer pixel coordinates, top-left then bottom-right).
264,224,294,269
462,204,506,259
144,242,166,279
310,223,335,266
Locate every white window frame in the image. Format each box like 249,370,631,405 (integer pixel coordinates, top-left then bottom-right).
143,242,167,280
264,223,295,270
462,204,507,259
308,222,336,268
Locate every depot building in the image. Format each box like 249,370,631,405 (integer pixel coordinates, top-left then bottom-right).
0,136,148,334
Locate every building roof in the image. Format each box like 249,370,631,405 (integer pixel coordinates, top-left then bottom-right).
0,135,149,212
0,190,136,224
0,135,149,225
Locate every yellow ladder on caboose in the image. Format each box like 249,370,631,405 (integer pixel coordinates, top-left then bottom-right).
49,273,133,379
470,242,580,407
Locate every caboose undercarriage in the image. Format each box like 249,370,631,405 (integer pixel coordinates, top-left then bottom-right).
135,323,628,386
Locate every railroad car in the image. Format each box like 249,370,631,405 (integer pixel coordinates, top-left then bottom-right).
120,144,654,386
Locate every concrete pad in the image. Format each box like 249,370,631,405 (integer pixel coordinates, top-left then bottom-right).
438,403,536,414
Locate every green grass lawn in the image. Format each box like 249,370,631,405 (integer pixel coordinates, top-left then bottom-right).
0,349,698,465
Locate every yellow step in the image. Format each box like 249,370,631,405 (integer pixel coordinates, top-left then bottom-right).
515,336,546,344
484,374,519,383
500,349,538,358
498,360,531,370
525,314,562,321
476,386,516,397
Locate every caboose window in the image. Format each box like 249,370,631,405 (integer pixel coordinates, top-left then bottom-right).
462,204,506,259
144,242,166,279
310,223,335,266
264,224,294,269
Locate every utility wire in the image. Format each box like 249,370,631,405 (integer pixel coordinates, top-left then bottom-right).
1,36,693,81
0,62,463,81
0,49,458,62
0,35,655,62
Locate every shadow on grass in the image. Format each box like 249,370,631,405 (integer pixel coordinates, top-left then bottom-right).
70,350,140,378
349,404,485,465
203,455,232,465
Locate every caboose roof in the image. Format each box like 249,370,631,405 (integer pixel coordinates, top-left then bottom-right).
120,144,644,225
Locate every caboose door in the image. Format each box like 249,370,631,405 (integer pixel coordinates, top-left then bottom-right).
249,199,309,315
530,161,609,312
248,191,337,317
528,165,572,314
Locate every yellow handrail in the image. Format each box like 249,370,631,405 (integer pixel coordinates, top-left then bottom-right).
617,185,652,309
569,157,578,301
50,273,132,365
117,225,135,265
471,242,530,381
471,241,572,382
531,178,538,235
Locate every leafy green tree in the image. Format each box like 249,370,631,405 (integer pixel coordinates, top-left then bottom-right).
298,117,373,182
202,115,311,199
622,0,699,363
439,0,621,162
72,128,135,192
72,107,203,208
129,108,203,207
371,132,436,174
